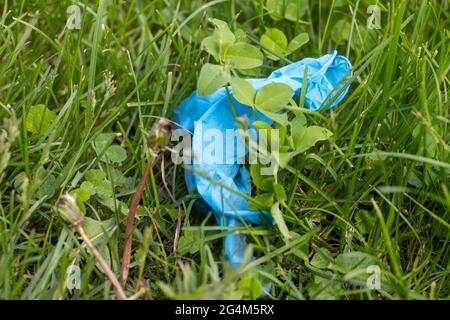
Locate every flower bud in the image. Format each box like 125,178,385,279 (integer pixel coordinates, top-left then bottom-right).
147,118,173,157
57,193,83,227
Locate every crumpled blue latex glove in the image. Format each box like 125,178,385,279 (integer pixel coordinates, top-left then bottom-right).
173,50,352,295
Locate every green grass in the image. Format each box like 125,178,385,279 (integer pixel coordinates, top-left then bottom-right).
0,0,449,300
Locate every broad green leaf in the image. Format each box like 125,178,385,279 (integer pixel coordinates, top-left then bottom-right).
97,196,129,215
250,164,274,192
37,173,57,198
85,169,106,185
259,110,289,126
252,121,272,131
201,19,236,61
308,272,342,299
109,167,129,187
104,145,127,163
287,33,309,53
121,175,138,193
291,112,307,129
95,179,114,197
280,144,291,153
284,0,308,21
230,77,256,106
210,18,235,43
265,0,308,21
238,273,264,299
178,229,201,255
272,183,287,201
83,217,115,244
223,43,263,70
331,252,376,274
290,113,307,145
260,28,288,60
197,63,229,96
93,133,115,155
93,133,127,163
255,83,294,112
294,126,333,153
248,193,274,210
289,240,309,260
280,124,332,166
25,104,57,134
80,181,96,195
251,121,275,148
271,201,291,240
310,247,333,269
69,188,90,202
204,19,236,61
265,0,284,20
83,217,115,269
237,67,264,78
278,122,287,145
234,28,247,42
69,188,90,213
40,175,57,197
85,170,114,198
201,36,220,61
278,151,295,168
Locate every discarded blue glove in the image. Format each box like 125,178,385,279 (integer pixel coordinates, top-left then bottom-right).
173,50,352,296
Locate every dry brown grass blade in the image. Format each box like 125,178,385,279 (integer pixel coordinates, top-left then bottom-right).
121,159,152,283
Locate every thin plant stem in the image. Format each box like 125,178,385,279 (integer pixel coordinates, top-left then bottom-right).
77,225,127,300
121,158,152,283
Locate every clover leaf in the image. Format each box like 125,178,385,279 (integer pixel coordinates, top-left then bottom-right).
25,104,57,134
